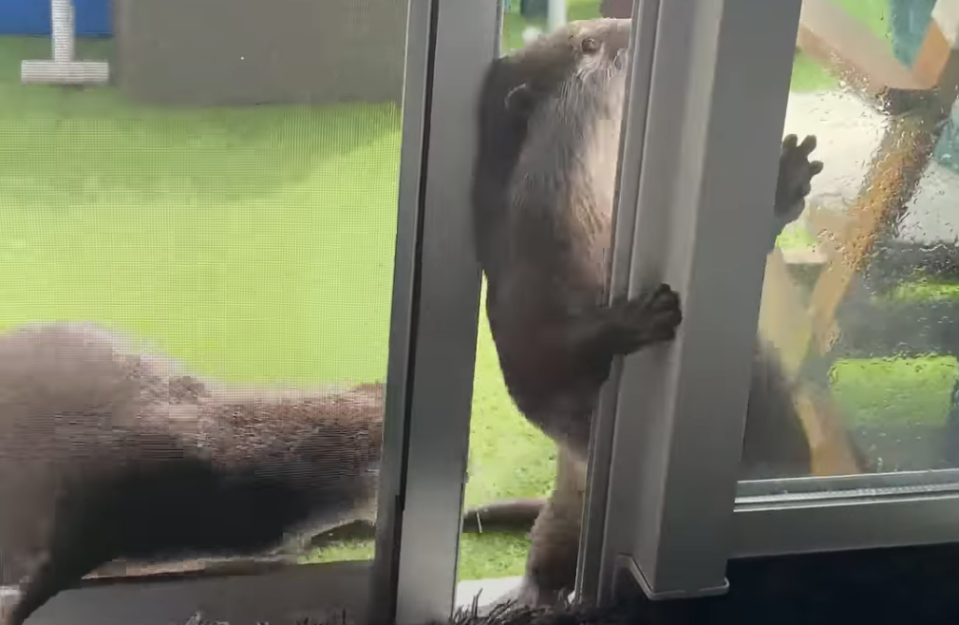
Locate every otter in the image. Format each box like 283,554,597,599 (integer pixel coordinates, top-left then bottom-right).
0,321,383,625
0,322,540,625
470,18,824,605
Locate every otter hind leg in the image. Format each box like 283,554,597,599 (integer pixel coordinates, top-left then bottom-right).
516,447,586,607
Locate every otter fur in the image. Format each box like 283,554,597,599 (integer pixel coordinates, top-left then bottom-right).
0,321,551,624
0,321,384,625
471,18,824,605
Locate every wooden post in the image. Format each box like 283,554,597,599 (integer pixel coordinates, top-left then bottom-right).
759,0,959,476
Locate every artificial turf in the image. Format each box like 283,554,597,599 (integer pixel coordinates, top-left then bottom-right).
0,31,553,581
0,0,956,583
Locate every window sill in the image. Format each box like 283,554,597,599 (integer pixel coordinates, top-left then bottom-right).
4,561,370,625
2,566,525,625
454,576,524,610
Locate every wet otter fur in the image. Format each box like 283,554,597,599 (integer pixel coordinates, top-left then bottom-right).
0,321,551,625
0,321,384,625
471,18,824,605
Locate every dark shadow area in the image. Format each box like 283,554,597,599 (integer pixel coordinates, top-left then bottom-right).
620,543,959,625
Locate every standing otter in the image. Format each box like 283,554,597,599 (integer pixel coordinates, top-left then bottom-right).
471,18,824,605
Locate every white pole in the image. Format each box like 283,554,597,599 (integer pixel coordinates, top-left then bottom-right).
547,0,566,32
51,0,74,63
20,0,110,86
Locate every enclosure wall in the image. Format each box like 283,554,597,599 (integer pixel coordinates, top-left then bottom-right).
112,0,406,106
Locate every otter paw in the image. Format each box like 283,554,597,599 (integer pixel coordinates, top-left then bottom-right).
773,134,824,237
610,283,683,354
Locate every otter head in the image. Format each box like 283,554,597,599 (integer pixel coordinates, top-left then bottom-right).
502,18,632,123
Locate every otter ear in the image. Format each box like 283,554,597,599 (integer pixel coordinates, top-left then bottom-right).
504,83,535,118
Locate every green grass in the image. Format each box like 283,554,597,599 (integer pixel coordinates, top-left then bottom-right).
790,0,893,91
0,34,550,580
0,0,956,584
831,357,959,427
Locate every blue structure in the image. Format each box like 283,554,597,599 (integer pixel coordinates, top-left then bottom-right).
889,0,959,173
0,0,112,37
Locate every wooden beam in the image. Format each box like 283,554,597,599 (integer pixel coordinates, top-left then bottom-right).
760,2,959,477
760,250,815,383
793,388,863,475
809,114,940,354
797,0,929,112
758,250,862,475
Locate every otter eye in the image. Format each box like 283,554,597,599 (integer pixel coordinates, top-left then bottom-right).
581,37,600,54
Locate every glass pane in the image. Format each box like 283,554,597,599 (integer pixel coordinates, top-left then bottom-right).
739,0,959,493
0,0,409,619
793,0,896,91
458,0,671,604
